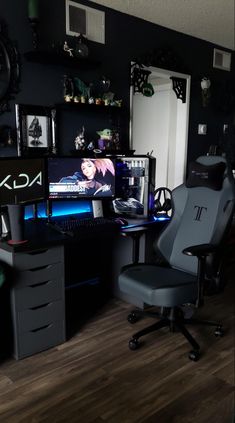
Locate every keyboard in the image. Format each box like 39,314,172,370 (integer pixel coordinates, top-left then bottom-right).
49,216,121,236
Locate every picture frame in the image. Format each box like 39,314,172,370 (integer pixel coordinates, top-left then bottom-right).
15,104,57,156
65,0,105,44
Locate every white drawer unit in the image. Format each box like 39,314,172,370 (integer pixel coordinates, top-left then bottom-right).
0,245,66,359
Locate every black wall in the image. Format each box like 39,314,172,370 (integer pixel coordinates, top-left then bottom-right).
0,0,235,165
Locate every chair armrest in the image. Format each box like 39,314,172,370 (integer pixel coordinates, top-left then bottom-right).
121,226,147,264
183,244,217,308
183,243,217,257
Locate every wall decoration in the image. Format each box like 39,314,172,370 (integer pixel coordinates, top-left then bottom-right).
171,77,187,103
0,20,20,114
200,77,211,107
65,0,105,44
15,104,57,156
133,47,189,75
130,62,152,94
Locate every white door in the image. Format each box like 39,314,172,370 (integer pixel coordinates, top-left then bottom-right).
130,66,191,190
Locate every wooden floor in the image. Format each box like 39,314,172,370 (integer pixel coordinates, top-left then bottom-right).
0,262,234,422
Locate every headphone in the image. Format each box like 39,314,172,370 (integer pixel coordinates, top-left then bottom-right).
153,187,172,215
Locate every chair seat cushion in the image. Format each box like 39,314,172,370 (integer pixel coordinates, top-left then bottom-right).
118,264,197,307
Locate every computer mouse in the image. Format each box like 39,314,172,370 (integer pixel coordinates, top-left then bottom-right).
115,217,129,226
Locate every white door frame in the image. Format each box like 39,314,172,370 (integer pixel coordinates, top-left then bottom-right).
129,64,191,189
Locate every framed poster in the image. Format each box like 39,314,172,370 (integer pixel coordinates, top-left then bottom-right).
15,104,57,156
65,0,105,44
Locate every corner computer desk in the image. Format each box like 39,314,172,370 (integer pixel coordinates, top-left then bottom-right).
0,217,168,360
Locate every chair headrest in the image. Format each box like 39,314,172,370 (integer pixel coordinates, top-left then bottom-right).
196,155,226,166
186,156,226,191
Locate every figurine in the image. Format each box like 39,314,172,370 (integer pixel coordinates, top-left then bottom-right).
74,126,86,150
63,41,73,57
87,141,94,150
74,34,89,58
96,128,113,150
73,77,90,103
63,75,74,102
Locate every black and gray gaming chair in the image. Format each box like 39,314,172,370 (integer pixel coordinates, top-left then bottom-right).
118,155,235,361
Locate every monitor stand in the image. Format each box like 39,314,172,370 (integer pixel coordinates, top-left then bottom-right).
92,200,103,218
32,203,38,220
46,199,52,222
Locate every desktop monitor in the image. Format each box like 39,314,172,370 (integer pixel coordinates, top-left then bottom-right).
47,157,116,200
0,157,46,206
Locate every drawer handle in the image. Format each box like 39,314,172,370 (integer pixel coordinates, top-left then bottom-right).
29,280,52,288
30,324,52,333
29,265,52,272
28,249,49,256
29,302,51,311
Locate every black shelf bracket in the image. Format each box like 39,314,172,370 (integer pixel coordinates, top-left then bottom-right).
170,77,187,103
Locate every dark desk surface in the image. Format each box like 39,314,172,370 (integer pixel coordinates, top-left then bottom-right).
0,219,67,253
0,216,170,253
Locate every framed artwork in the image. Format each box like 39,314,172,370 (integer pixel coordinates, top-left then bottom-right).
65,0,105,44
15,104,57,156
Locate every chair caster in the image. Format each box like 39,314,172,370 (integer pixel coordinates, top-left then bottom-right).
127,312,139,324
129,338,140,350
214,326,224,337
188,349,200,361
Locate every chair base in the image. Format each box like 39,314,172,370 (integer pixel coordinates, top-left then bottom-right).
127,307,223,361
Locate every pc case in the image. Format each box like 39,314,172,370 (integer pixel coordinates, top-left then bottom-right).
113,155,156,218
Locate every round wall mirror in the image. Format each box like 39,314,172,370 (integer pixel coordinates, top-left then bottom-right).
0,21,20,114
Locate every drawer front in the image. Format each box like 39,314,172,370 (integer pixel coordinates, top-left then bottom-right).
17,300,65,332
15,319,66,359
12,278,64,311
13,246,64,270
14,262,63,288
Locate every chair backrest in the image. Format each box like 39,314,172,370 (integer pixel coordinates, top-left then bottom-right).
154,155,235,275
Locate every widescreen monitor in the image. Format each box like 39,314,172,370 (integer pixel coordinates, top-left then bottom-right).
48,157,116,200
0,157,46,206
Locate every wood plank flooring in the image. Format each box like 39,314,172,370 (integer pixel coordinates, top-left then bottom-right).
0,262,234,422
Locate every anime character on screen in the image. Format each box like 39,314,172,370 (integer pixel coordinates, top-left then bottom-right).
59,158,115,196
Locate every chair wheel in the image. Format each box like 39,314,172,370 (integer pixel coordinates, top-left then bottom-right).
127,313,139,324
129,338,140,350
214,326,224,337
188,349,200,361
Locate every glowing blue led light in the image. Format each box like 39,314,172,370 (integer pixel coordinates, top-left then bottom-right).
24,201,92,220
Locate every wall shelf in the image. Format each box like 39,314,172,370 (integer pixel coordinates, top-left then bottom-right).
55,102,123,113
24,50,100,70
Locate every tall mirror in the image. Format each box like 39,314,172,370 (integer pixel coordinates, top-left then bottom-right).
0,20,20,114
130,62,191,190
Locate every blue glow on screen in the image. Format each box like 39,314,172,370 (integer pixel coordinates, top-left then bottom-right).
24,201,92,220
52,201,92,217
24,203,46,219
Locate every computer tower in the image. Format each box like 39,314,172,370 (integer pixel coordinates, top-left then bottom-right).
113,155,156,218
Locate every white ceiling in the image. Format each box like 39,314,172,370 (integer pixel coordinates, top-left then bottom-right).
90,0,235,50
